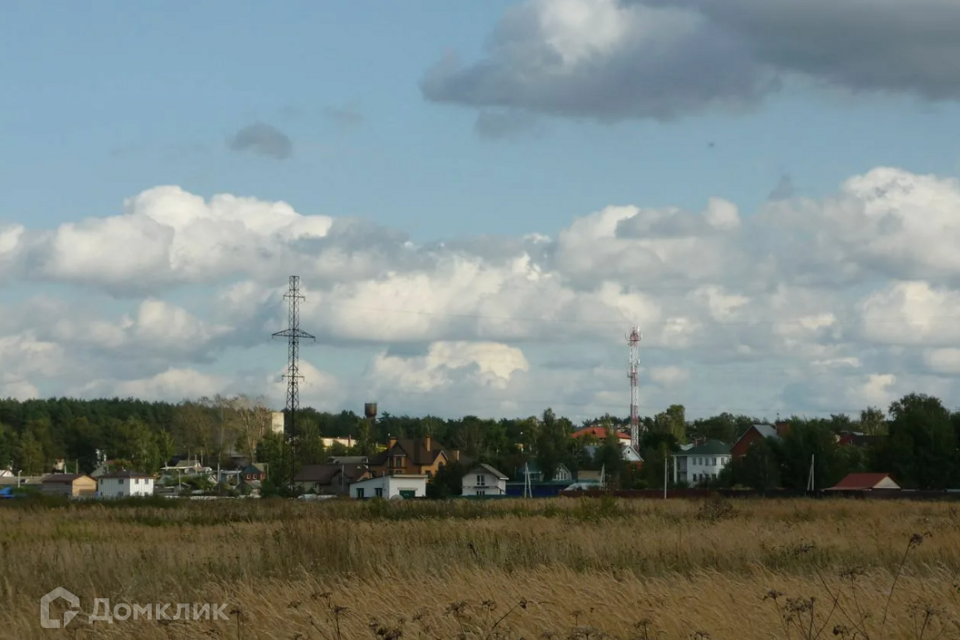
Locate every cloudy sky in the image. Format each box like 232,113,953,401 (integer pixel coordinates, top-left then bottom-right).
3,0,960,422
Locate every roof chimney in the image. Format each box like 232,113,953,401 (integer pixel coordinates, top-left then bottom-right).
775,421,791,438
424,435,432,452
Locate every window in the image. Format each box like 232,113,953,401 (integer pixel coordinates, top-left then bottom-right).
119,479,124,485
477,489,486,496
477,475,486,486
399,489,416,499
375,488,383,498
357,488,365,499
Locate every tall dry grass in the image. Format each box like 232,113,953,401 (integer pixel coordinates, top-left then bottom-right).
2,496,959,638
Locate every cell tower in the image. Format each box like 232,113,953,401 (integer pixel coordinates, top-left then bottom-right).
272,276,315,489
626,325,642,451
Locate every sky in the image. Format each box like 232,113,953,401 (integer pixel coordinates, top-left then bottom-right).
2,0,960,422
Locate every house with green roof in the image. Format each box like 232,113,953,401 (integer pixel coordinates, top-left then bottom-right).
672,439,731,486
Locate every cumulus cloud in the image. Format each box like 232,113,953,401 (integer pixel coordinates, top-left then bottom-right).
421,0,960,124
3,165,960,419
227,122,293,159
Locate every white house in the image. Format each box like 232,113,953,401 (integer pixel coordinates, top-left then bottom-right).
462,463,508,496
672,440,732,487
97,470,155,498
349,474,427,499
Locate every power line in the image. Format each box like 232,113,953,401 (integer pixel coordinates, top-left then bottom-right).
295,299,960,329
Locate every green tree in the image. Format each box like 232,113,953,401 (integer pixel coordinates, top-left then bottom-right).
740,438,780,491
535,409,572,480
777,418,846,491
596,428,626,487
0,423,18,470
653,405,686,441
858,407,888,436
876,393,957,490
354,418,377,457
15,430,45,474
690,412,739,443
426,460,467,498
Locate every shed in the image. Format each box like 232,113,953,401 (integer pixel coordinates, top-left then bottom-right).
40,474,97,498
826,473,900,491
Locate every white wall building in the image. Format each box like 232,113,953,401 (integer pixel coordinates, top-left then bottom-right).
349,474,427,499
97,471,155,498
462,463,508,496
672,440,732,487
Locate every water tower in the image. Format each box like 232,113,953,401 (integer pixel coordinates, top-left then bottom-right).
364,402,378,422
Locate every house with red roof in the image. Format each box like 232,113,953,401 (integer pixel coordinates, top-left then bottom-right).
571,425,631,442
826,473,900,492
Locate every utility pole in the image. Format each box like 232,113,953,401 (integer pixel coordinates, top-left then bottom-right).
663,455,668,499
272,275,316,495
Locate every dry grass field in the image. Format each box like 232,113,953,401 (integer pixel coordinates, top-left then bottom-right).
2,495,960,639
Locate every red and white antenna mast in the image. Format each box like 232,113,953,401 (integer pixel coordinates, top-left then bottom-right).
627,325,642,451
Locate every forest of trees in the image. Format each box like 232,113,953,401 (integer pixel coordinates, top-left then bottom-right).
1,392,958,493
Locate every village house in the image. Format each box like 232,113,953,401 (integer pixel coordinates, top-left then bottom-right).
730,423,790,459
571,425,632,443
295,463,371,495
97,470,155,499
40,474,97,498
672,440,732,486
240,463,268,483
349,474,427,499
461,463,508,496
367,436,459,478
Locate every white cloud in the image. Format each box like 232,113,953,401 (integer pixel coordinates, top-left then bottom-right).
649,366,690,387
858,281,960,347
368,342,530,394
923,348,960,376
20,185,334,294
3,167,960,419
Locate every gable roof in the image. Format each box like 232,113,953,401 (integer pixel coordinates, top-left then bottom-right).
752,424,781,440
42,474,92,484
675,439,731,456
368,438,449,467
731,424,783,454
98,470,154,480
466,463,508,480
826,473,900,491
571,425,630,440
295,463,368,485
582,444,644,463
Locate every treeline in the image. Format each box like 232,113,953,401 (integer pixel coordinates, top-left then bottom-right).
0,396,273,475
712,393,960,492
1,393,958,492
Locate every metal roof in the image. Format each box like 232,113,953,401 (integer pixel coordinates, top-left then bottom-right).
674,439,732,456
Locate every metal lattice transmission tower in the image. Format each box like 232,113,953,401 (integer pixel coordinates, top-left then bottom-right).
626,325,642,451
272,276,315,489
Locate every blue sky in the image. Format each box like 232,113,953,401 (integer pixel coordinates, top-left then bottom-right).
4,1,958,238
3,0,960,421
